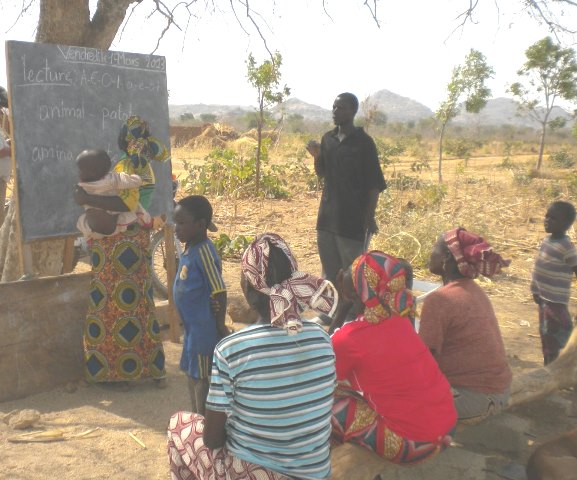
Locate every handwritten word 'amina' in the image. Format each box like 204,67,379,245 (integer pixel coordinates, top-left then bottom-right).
31,144,73,164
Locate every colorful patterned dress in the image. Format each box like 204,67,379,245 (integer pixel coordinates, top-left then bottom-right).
83,116,169,383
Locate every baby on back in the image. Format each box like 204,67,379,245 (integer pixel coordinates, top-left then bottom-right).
76,149,151,239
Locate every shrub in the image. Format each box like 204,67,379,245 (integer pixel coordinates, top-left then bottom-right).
181,147,289,199
550,150,575,168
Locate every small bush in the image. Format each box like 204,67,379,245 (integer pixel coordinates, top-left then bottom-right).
550,150,575,168
213,233,253,259
181,147,289,199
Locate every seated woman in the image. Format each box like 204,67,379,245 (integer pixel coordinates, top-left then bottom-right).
331,251,457,464
419,227,512,423
167,233,338,480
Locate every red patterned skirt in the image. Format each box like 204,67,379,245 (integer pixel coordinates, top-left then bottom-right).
167,412,291,480
331,387,454,464
83,224,165,382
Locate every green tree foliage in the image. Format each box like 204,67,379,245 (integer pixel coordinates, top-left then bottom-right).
179,112,195,122
246,51,290,194
509,37,577,170
444,137,483,166
286,113,305,133
200,113,218,123
435,49,493,182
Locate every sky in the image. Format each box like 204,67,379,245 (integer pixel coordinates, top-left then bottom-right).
0,0,575,112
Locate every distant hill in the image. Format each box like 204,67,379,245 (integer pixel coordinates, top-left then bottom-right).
169,92,574,129
367,89,433,123
454,97,574,128
272,97,331,122
169,103,252,119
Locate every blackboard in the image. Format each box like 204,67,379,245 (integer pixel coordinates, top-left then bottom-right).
5,40,172,242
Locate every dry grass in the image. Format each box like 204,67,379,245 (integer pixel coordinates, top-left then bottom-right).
171,135,577,304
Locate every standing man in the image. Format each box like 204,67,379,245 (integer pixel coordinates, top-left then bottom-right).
307,92,386,328
0,86,12,227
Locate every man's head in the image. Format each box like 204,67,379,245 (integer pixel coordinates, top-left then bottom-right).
545,201,576,235
0,86,8,109
76,149,111,183
332,92,358,127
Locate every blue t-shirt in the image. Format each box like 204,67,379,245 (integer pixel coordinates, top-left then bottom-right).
206,322,336,479
174,238,226,378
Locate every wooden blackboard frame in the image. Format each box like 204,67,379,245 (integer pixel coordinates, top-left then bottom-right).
5,40,173,242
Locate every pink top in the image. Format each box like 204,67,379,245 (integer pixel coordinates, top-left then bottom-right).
332,316,457,442
419,279,512,394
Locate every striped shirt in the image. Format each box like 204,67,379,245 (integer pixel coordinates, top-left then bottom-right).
531,235,577,305
206,322,336,479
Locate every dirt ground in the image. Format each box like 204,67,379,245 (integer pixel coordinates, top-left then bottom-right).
1,154,577,479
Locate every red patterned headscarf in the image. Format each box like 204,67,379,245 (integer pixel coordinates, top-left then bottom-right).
242,233,338,334
443,228,510,279
352,251,415,324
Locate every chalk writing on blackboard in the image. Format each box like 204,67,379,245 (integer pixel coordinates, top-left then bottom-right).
6,40,172,242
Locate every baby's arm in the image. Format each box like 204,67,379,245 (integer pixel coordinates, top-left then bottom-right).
108,171,143,190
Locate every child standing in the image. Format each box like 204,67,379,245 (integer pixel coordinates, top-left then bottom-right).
531,201,577,365
76,149,151,238
173,195,229,414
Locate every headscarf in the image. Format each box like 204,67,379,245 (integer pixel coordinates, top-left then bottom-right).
352,251,415,324
119,115,169,169
241,233,338,334
443,227,510,279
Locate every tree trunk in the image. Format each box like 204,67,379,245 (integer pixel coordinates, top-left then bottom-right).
255,101,264,195
0,0,136,282
536,120,548,171
437,122,447,183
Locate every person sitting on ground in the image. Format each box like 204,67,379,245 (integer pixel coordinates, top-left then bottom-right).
531,201,577,366
173,194,228,416
331,251,457,464
419,227,512,423
75,149,151,238
168,233,338,480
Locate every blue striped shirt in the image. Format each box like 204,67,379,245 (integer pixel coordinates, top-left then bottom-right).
531,235,577,304
206,322,336,479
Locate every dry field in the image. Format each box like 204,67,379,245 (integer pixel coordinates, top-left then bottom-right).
2,138,577,479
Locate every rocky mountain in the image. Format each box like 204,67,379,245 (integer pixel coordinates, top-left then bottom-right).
273,97,331,122
453,97,573,128
169,92,574,129
367,89,434,122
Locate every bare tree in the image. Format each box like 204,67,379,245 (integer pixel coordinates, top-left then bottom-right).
455,0,577,39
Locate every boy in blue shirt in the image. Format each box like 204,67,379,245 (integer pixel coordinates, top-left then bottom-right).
173,195,229,414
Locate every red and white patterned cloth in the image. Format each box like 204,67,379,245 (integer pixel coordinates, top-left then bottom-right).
444,227,510,279
167,412,291,480
241,233,338,333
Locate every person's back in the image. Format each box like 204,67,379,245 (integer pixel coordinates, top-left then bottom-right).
420,279,512,393
332,316,454,442
208,321,335,478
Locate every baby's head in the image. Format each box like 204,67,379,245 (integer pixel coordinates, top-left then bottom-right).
76,149,111,182
545,201,576,236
